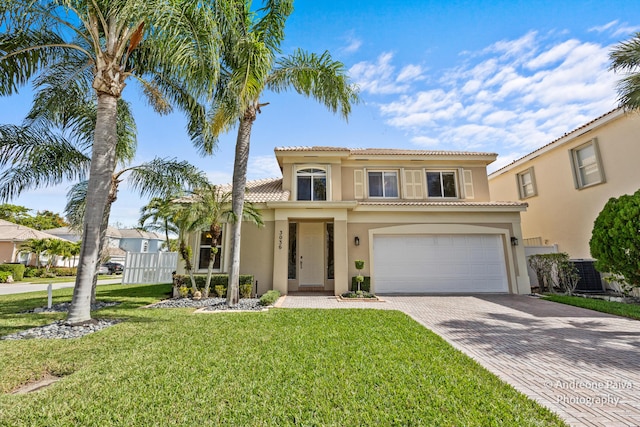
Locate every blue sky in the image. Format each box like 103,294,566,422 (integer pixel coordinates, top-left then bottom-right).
2,1,639,227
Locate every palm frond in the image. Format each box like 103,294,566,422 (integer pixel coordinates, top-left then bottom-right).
124,158,209,199
65,180,89,230
610,33,640,111
268,49,360,120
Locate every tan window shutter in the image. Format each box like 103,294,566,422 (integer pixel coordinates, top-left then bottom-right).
354,169,364,199
463,169,474,199
403,169,423,199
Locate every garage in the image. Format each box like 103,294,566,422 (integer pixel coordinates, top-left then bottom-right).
372,234,509,293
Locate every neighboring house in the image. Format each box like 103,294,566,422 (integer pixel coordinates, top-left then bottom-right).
182,146,531,296
44,226,164,264
0,219,70,265
488,108,640,260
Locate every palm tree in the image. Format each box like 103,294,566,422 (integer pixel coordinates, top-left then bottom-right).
19,238,52,267
610,32,640,110
188,183,263,297
208,1,359,305
1,1,222,323
139,197,180,250
171,200,202,294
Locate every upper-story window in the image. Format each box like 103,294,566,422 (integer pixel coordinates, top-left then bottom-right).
297,168,326,201
368,171,398,198
517,167,537,199
570,139,604,189
426,171,457,198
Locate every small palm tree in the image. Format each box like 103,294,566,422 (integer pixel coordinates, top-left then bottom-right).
139,197,180,250
209,0,359,305
19,238,52,267
188,183,263,297
610,32,640,110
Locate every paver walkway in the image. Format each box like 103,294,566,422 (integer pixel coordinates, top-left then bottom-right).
279,294,640,427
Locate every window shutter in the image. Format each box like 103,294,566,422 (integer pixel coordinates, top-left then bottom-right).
354,169,364,199
403,169,423,199
463,169,474,199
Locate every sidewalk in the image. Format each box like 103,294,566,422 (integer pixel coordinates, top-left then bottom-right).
0,278,123,295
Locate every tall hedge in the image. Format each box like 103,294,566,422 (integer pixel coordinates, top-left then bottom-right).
0,263,25,281
590,189,640,287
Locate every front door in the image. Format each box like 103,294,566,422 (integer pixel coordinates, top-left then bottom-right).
299,222,324,286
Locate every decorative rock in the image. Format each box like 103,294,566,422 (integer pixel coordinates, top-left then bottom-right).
1,318,123,340
21,301,119,314
147,297,263,311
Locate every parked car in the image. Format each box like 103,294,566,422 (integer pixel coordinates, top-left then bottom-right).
102,262,124,275
98,265,111,275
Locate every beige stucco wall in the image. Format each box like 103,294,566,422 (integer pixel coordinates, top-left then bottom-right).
489,112,640,259
0,242,16,264
238,221,275,295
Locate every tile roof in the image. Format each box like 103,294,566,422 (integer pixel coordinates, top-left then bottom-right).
198,178,289,204
0,219,70,242
358,200,527,208
117,229,163,239
274,146,497,157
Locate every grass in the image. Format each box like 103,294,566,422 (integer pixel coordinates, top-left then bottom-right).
543,294,640,320
0,285,566,426
15,275,117,284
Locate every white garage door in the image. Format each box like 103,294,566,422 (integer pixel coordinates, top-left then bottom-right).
373,234,509,293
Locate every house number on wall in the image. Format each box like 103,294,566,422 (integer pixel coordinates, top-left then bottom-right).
278,230,283,250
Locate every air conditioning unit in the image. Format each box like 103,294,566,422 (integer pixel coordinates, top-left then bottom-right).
570,260,603,292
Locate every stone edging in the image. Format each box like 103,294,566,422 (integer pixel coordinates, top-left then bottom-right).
336,296,385,302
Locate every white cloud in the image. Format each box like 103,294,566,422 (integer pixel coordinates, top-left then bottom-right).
350,52,422,94
362,30,619,160
206,170,233,185
341,35,362,54
589,20,619,33
247,155,282,180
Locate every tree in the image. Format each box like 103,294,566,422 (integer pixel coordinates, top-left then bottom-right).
0,203,31,224
139,197,180,250
590,190,640,292
610,32,640,110
19,238,52,267
209,0,359,305
188,183,263,297
1,1,222,323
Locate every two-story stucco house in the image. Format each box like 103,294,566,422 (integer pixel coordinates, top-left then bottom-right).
488,108,640,260
184,146,531,296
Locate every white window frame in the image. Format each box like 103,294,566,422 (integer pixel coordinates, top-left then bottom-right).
197,229,223,272
516,167,537,199
425,170,459,199
367,170,399,198
294,165,329,201
570,139,605,189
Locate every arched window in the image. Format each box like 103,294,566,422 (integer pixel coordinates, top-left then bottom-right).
296,168,326,201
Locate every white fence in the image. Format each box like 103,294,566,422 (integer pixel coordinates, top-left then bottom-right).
122,252,178,285
524,244,559,287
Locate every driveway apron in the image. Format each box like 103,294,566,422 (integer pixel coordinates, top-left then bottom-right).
279,294,640,427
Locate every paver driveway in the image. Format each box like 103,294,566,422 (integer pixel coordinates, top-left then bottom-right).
279,294,640,427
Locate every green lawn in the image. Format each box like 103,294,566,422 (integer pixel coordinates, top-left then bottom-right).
15,275,117,285
0,285,565,426
543,294,640,320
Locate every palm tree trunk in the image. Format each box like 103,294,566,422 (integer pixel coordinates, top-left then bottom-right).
91,196,114,304
227,107,255,306
68,94,119,324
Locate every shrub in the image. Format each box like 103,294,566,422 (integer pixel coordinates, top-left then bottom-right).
214,285,227,298
50,267,77,277
239,283,252,299
0,263,25,281
350,276,371,292
590,190,640,291
172,274,254,295
259,290,280,306
528,253,579,294
341,290,376,299
0,271,12,283
23,267,42,278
